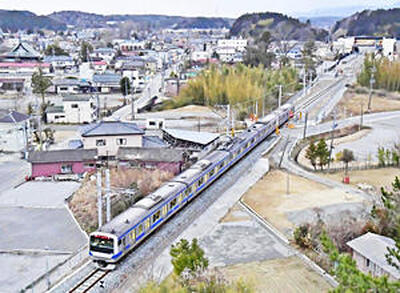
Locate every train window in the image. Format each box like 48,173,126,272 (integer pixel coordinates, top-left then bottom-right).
219,162,225,169
137,224,143,235
198,177,204,186
170,198,177,209
130,230,136,242
152,210,161,223
209,168,215,177
145,218,150,230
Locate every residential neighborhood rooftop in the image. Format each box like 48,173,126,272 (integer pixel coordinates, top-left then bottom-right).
81,121,144,137
0,111,29,123
28,149,98,163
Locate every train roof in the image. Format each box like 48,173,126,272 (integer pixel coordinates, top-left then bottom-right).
173,168,203,185
201,150,229,164
99,181,186,237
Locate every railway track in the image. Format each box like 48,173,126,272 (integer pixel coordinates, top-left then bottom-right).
68,269,109,293
295,77,346,114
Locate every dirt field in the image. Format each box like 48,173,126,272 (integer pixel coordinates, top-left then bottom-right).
170,105,215,113
242,170,365,235
219,203,252,223
330,88,400,121
221,256,332,293
323,168,400,193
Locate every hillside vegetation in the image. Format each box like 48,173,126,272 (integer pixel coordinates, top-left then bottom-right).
163,64,300,116
0,10,66,32
230,12,328,41
332,8,400,38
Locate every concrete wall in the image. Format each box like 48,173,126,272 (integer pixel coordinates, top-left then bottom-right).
31,161,96,178
83,134,143,156
352,250,394,280
64,100,95,124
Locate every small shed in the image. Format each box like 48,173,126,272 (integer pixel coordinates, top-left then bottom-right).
29,149,98,179
162,128,220,151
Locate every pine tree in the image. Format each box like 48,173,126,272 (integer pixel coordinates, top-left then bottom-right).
305,141,318,170
316,139,329,170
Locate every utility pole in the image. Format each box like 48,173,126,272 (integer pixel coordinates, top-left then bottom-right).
303,67,307,96
286,172,290,195
360,103,364,131
303,112,309,139
278,84,282,109
328,112,337,171
97,170,103,228
367,66,376,112
255,100,258,118
262,96,265,118
226,104,230,137
105,169,111,223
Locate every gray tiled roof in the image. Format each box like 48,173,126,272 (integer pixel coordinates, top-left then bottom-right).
118,147,183,162
46,106,64,114
0,111,29,123
81,121,144,137
44,56,73,63
62,95,93,102
28,149,97,163
5,42,40,59
142,136,167,148
53,79,81,86
347,232,400,279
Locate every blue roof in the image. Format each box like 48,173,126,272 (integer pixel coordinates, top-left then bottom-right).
93,73,121,85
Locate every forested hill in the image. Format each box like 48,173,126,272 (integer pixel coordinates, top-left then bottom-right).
230,12,328,41
48,11,234,29
0,10,66,32
332,8,400,38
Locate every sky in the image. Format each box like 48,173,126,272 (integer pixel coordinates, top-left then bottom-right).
1,0,399,18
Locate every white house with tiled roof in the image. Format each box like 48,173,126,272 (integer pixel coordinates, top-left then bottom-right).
347,232,400,281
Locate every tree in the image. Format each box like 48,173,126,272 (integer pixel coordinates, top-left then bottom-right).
44,43,68,56
302,40,317,74
170,238,208,277
316,139,329,170
31,67,52,107
120,77,131,97
340,149,355,175
80,41,93,62
305,140,318,170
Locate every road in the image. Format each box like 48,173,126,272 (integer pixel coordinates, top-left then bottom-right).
110,73,163,121
0,159,30,195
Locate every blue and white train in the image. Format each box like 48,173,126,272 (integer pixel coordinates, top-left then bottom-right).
89,103,295,268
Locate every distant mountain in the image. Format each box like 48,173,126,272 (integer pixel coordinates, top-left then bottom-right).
48,11,234,30
299,16,341,30
332,8,400,38
230,12,328,41
0,10,66,32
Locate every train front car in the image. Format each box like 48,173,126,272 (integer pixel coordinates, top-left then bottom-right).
89,232,119,269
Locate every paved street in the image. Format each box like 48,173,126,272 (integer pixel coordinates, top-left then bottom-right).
0,159,30,195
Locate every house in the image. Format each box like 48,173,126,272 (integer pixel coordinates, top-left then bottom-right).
53,79,81,94
28,149,97,179
0,77,25,93
1,42,40,62
0,62,50,75
90,48,116,62
92,73,121,93
44,56,75,72
217,38,247,53
118,147,185,174
0,111,30,153
347,232,400,281
92,61,108,73
81,121,145,157
46,95,97,124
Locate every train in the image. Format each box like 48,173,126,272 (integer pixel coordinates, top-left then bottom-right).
89,103,295,268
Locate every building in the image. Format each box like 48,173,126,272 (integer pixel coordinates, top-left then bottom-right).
347,232,400,281
217,38,248,53
0,111,30,153
1,42,40,62
81,121,145,157
118,147,185,174
92,73,121,93
162,128,220,151
0,62,50,75
46,95,97,124
29,149,97,179
0,77,25,93
90,48,116,62
44,56,75,72
53,79,82,94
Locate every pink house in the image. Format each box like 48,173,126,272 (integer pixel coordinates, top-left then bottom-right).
28,149,98,179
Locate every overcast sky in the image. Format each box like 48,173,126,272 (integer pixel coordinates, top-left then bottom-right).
1,0,399,17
